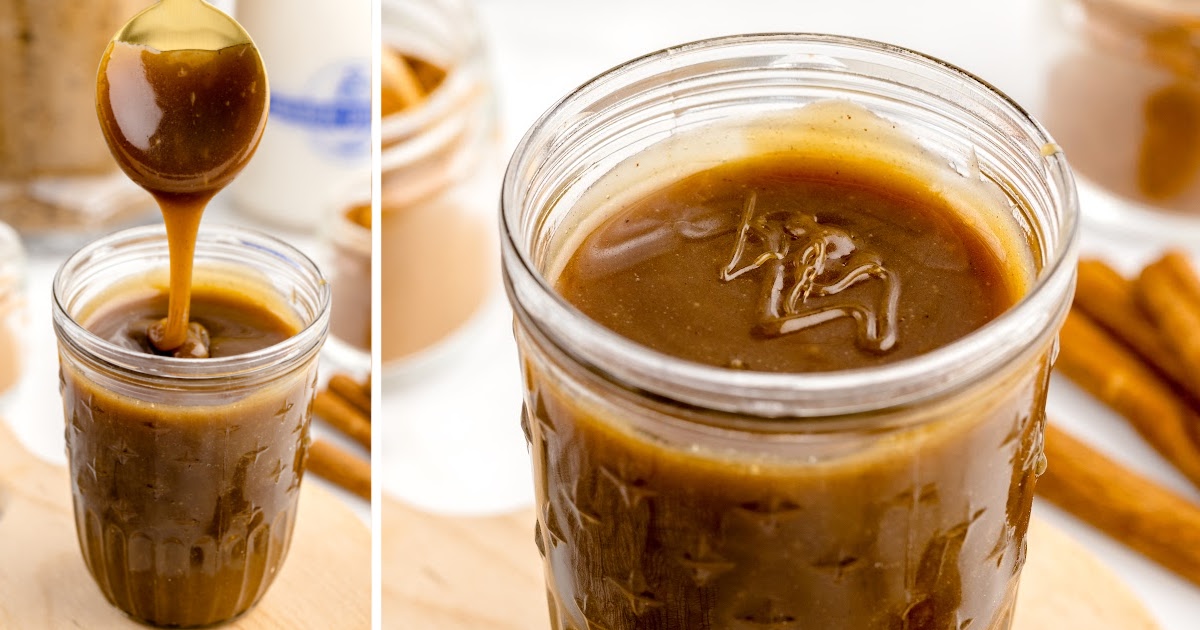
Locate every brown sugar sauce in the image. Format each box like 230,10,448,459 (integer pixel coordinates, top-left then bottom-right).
557,155,1018,372
528,145,1044,629
63,273,316,627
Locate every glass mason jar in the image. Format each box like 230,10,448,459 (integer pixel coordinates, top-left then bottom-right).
1036,0,1200,238
380,0,500,371
52,226,330,627
0,0,156,250
502,35,1079,630
326,175,372,367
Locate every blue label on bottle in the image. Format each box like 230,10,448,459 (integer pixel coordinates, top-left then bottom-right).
269,59,371,161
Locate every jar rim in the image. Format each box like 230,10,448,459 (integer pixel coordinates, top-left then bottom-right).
501,32,1080,418
52,224,331,381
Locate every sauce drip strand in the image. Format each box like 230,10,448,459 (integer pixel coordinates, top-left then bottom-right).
96,40,267,355
718,190,900,352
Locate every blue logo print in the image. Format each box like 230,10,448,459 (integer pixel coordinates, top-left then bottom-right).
270,59,372,161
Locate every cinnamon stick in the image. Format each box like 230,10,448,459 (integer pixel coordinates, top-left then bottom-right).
1056,309,1200,489
306,439,371,501
1134,250,1200,398
1074,258,1190,391
329,373,371,418
314,389,372,452
1038,423,1200,588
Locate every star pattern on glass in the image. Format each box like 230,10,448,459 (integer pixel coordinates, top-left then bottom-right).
109,499,137,524
908,505,987,604
599,464,656,509
173,515,203,527
927,507,985,557
176,450,202,466
108,438,137,465
519,404,533,446
1000,418,1025,451
560,480,602,529
533,521,546,557
269,459,287,484
540,501,566,548
986,526,1011,568
731,496,804,534
677,533,736,587
274,399,295,421
140,420,170,435
812,550,862,583
735,599,800,628
83,461,102,484
964,506,986,529
530,387,557,439
573,594,612,630
241,444,269,466
245,506,265,529
68,409,88,437
606,570,662,616
1022,431,1046,475
75,470,90,492
903,597,936,629
885,483,939,510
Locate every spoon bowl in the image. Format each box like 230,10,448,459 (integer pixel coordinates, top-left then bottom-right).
96,0,269,199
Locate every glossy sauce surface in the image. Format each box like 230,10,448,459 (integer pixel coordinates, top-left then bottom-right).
87,286,295,358
528,154,1041,630
558,155,1016,371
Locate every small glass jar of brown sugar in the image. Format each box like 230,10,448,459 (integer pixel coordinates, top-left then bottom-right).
0,0,156,250
379,0,500,372
326,177,372,365
0,221,26,403
1036,0,1200,237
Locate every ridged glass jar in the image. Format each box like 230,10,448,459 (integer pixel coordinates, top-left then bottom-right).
53,225,329,627
503,34,1078,630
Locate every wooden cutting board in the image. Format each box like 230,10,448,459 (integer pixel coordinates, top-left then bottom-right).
0,421,370,629
383,498,1159,630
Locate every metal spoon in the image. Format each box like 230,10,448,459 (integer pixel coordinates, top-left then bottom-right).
95,0,269,352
